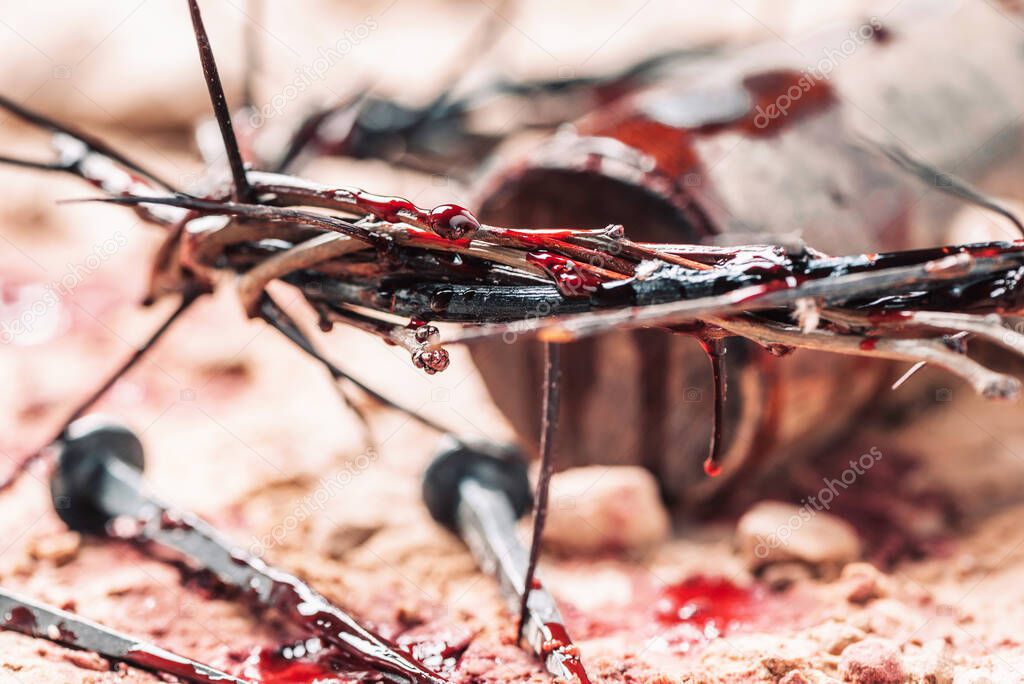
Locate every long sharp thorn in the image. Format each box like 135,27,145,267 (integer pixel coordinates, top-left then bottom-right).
0,94,178,192
891,361,926,390
0,155,67,172
517,341,561,643
186,0,252,202
868,137,1024,238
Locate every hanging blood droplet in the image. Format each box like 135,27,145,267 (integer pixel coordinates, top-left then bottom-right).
697,338,727,479
703,457,722,477
428,203,481,240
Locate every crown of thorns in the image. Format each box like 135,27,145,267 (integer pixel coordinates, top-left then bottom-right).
1,0,1023,477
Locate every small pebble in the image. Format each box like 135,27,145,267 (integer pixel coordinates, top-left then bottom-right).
906,639,953,684
27,531,81,566
737,501,861,575
541,466,669,555
815,620,868,656
762,655,803,677
841,562,887,604
953,669,996,684
839,638,904,684
780,671,812,684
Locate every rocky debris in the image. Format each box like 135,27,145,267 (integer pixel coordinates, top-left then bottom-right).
813,620,869,656
27,531,81,566
541,466,670,555
952,669,998,684
762,654,807,678
779,671,814,684
840,563,887,604
905,639,953,684
839,638,904,684
737,501,861,576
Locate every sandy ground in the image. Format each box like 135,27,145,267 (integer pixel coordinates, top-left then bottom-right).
3,1,1024,682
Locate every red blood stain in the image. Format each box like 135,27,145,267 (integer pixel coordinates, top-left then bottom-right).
349,190,480,241
541,622,591,683
703,458,723,477
561,574,813,657
654,576,763,632
526,251,606,298
739,69,836,138
240,646,345,683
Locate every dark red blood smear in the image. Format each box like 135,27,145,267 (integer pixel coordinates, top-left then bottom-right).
139,516,444,683
242,646,347,683
398,628,474,678
259,578,443,683
541,622,591,684
767,446,958,567
500,229,577,249
5,606,37,632
56,622,77,643
351,190,423,225
739,69,836,137
526,252,605,298
405,228,472,249
351,190,480,242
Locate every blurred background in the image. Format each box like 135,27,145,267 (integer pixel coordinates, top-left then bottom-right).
3,1,1024,681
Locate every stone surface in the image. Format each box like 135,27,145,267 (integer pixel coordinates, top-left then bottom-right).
839,638,904,684
738,501,862,574
540,465,670,555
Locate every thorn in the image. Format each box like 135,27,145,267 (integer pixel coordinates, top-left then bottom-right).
186,0,252,202
0,94,177,191
891,361,926,390
517,342,561,644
